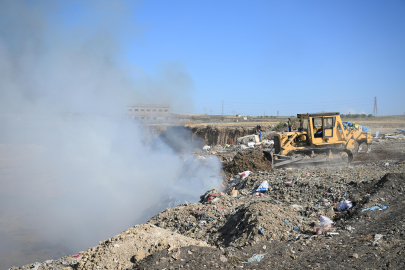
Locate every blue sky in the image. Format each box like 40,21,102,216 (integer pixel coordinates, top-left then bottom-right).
2,0,405,116
128,0,405,116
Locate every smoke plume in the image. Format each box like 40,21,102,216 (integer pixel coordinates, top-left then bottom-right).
0,1,221,268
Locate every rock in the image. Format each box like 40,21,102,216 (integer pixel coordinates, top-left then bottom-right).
352,253,359,259
133,252,146,263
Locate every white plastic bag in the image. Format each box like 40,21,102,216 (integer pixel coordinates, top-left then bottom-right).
256,180,269,192
203,145,210,151
337,200,353,212
238,171,252,180
247,142,255,148
320,215,333,226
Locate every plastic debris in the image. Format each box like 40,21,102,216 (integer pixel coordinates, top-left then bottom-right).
255,180,269,193
320,215,333,225
203,145,210,151
314,215,333,235
293,226,299,231
238,170,252,180
243,254,266,263
337,200,353,212
361,205,387,212
342,121,370,132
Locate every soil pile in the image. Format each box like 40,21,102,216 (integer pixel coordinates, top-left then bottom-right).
222,149,272,175
12,224,208,270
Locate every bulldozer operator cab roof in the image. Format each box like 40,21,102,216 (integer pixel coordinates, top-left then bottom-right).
297,112,340,118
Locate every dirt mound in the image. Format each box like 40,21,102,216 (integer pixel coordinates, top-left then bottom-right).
146,195,309,248
14,224,208,270
223,149,272,175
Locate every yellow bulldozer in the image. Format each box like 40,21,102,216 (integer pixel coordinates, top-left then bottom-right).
271,112,372,168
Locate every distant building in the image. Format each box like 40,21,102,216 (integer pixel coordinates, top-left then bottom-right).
126,104,170,121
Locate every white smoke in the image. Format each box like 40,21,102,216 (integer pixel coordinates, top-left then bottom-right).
0,1,221,268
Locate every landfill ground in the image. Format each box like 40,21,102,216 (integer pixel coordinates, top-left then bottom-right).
9,127,405,270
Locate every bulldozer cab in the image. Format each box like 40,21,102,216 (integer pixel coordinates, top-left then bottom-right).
297,112,343,145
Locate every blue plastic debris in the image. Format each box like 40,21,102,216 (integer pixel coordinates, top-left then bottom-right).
361,205,387,212
283,218,290,225
293,226,299,231
397,129,405,132
259,228,265,234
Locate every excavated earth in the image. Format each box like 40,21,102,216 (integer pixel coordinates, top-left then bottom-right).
11,137,405,270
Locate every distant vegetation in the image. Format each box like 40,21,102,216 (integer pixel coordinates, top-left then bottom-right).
341,114,374,118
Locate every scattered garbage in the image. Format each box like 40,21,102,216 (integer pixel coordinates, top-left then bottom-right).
203,145,210,151
337,200,353,212
285,181,294,187
361,205,387,212
385,134,405,139
243,254,266,263
262,139,274,146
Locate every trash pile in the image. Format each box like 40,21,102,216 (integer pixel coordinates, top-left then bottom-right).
147,164,404,250
147,191,312,248
343,121,371,132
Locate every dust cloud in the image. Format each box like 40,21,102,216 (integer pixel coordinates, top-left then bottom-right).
0,1,221,268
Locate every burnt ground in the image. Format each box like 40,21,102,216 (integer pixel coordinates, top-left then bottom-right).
136,173,405,269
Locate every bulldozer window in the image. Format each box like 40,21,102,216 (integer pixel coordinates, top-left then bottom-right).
323,117,335,138
301,118,308,130
313,118,322,127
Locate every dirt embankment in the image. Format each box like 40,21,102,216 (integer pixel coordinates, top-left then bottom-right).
189,126,257,146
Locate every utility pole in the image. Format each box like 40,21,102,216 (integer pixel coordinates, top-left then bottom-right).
204,108,206,115
210,109,212,115
373,96,378,117
264,111,265,117
222,100,224,116
277,110,279,117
